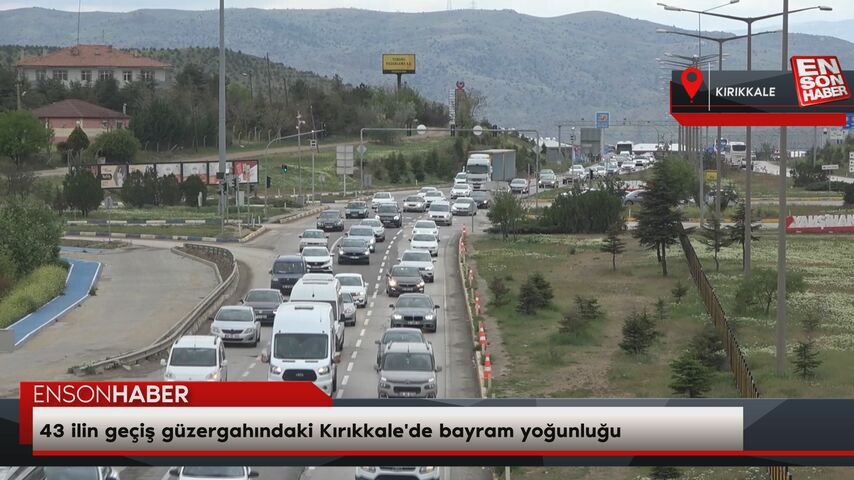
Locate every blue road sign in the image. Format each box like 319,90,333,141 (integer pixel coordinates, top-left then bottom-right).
845,113,854,130
596,112,610,129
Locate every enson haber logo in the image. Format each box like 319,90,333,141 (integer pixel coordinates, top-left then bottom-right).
791,56,851,107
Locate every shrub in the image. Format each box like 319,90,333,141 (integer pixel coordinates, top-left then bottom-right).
792,339,821,379
181,175,208,207
528,272,553,306
516,278,546,315
0,200,62,277
649,466,682,480
0,248,17,297
538,189,624,234
734,268,805,315
558,296,604,342
487,277,510,306
619,309,659,355
63,167,103,216
689,324,726,371
0,264,68,328
158,174,181,206
844,183,854,206
654,297,667,323
671,281,688,303
669,351,713,398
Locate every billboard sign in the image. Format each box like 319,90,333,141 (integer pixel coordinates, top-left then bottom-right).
207,162,226,185
99,164,128,189
155,163,181,180
596,112,610,129
182,162,209,184
336,145,355,175
382,54,416,74
233,160,258,184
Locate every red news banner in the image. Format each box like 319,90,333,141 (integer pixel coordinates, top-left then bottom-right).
19,381,746,457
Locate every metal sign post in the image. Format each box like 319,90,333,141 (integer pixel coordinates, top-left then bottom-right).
337,145,355,198
822,164,839,192
849,152,854,174
104,195,114,244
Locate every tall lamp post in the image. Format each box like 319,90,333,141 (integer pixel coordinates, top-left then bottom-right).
657,29,778,223
296,112,306,204
658,2,833,275
217,0,227,234
241,72,253,100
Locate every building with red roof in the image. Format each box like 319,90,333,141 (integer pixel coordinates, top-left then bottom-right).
18,44,171,87
31,99,130,144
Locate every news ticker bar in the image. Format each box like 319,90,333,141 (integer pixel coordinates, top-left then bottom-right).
7,382,854,466
669,70,854,127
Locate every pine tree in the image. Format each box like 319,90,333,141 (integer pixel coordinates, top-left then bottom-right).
654,297,667,323
619,310,659,355
650,466,682,480
529,272,553,306
792,339,822,379
697,213,735,272
600,223,626,271
633,159,687,276
516,279,545,315
726,202,761,270
669,352,713,398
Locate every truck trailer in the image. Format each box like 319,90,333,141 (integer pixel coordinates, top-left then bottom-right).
467,149,517,190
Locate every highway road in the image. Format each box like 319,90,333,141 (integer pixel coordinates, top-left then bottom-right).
86,189,493,480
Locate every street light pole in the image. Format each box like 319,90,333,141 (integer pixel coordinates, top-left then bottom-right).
776,0,790,377
217,0,227,236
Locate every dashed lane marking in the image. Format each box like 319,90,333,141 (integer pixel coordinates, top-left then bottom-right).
365,317,371,326
351,351,358,359
355,339,362,348
360,328,366,337
241,371,250,378
248,362,256,369
342,375,349,386
376,275,382,281
336,390,344,399
347,362,354,372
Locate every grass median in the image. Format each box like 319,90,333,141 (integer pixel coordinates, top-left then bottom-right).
65,204,290,222
0,264,68,329
64,224,242,240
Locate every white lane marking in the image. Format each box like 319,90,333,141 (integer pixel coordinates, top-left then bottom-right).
370,301,375,308
381,261,386,268
351,351,358,359
355,339,362,348
360,328,366,337
248,362,257,369
336,390,344,399
376,275,382,281
160,469,173,480
347,362,354,372
241,371,250,378
365,317,371,326
372,290,378,299
342,375,350,386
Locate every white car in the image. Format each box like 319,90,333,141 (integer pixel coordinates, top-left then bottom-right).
360,218,386,242
569,164,585,178
162,335,227,382
423,190,445,206
417,186,439,199
336,273,367,307
412,219,439,237
428,201,452,226
410,233,439,256
169,467,258,480
403,195,428,212
371,192,396,210
399,249,436,283
450,182,472,199
298,228,329,252
347,225,377,252
451,198,477,216
210,305,260,346
356,467,439,480
302,246,333,273
454,171,468,183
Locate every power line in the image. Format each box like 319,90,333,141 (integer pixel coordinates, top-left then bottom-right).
446,0,452,10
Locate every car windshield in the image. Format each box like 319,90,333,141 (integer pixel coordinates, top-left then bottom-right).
273,260,303,274
383,331,424,344
319,211,339,219
456,199,474,205
382,352,434,371
412,234,436,242
425,192,442,197
180,467,247,478
342,238,367,248
347,202,366,208
471,191,487,199
405,196,422,202
466,164,489,174
415,221,436,229
169,347,217,367
511,179,525,185
44,467,100,480
392,266,421,277
215,308,253,322
429,204,449,212
245,290,280,303
302,247,328,257
374,193,391,199
337,276,362,287
303,230,324,238
362,219,381,227
350,227,373,236
273,333,328,360
396,296,432,309
378,205,398,213
402,251,431,262
341,292,354,304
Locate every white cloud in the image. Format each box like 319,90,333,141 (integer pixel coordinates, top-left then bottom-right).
1,0,851,32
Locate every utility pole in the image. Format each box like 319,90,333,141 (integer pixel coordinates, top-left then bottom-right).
297,112,306,204
218,0,227,234
776,0,790,377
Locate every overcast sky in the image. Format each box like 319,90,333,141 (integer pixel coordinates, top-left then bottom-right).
1,0,851,31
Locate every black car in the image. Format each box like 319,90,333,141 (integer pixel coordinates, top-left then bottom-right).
344,201,369,219
386,265,425,297
269,255,307,294
337,238,371,265
470,190,490,208
377,203,402,228
316,210,344,231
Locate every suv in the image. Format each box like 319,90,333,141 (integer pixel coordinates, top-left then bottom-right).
269,255,307,294
375,342,441,398
316,210,344,232
375,327,428,366
162,335,227,382
389,293,440,332
344,201,369,219
377,203,402,228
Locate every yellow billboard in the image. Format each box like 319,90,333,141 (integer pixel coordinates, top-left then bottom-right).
382,54,416,74
704,170,718,181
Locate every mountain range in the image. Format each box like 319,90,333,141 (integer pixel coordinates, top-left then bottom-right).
2,7,854,143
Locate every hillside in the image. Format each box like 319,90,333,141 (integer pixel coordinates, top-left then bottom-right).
2,7,854,142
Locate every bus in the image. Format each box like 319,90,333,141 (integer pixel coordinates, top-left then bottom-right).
723,141,747,166
615,141,633,156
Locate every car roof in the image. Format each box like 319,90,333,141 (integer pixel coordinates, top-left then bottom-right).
384,327,424,336
431,200,450,206
397,292,432,300
174,335,219,348
415,220,436,225
246,288,280,295
403,249,431,256
302,246,329,252
218,305,254,313
384,341,433,354
303,228,324,233
301,273,335,281
275,255,304,262
336,273,363,280
425,190,443,195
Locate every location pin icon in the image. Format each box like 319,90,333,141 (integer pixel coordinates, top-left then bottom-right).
681,67,704,103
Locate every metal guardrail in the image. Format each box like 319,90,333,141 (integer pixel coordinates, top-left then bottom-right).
69,243,238,375
677,225,790,480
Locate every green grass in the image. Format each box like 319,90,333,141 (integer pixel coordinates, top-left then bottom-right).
64,223,241,239
65,204,290,222
0,264,68,329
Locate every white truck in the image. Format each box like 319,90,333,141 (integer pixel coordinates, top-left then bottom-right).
465,154,492,190
724,141,747,167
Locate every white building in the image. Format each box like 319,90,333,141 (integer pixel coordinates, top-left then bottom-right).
18,44,171,87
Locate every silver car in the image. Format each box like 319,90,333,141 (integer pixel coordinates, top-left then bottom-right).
376,342,441,398
398,249,436,282
375,327,428,366
340,292,357,326
298,229,329,252
403,195,428,212
347,225,377,252
360,218,386,242
389,293,440,332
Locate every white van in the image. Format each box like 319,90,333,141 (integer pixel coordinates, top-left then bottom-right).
161,335,227,381
262,302,341,395
289,276,344,350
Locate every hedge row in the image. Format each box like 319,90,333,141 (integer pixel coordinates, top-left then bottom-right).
0,264,68,329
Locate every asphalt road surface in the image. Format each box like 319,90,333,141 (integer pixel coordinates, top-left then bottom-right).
72,189,493,480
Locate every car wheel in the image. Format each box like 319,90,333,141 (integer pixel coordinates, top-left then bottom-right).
254,332,260,347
